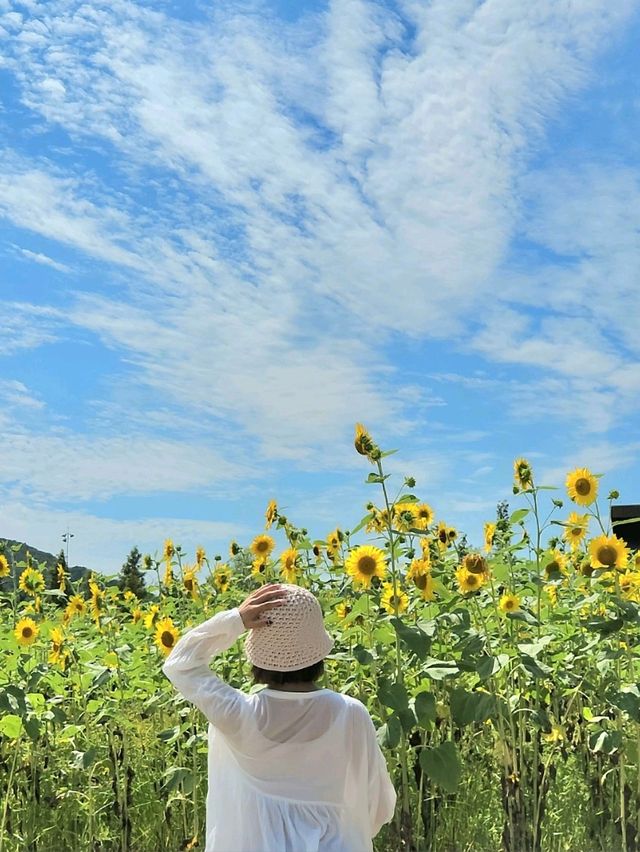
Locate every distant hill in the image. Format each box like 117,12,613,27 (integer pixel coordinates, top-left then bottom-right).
0,538,93,582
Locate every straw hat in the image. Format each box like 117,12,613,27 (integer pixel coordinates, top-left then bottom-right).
245,584,334,672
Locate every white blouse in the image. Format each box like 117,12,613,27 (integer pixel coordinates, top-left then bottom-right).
162,607,397,852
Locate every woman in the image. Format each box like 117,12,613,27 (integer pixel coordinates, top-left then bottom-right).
162,582,397,851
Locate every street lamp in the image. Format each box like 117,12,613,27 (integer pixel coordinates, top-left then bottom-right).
61,527,75,566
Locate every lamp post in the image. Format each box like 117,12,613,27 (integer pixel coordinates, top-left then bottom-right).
62,527,74,567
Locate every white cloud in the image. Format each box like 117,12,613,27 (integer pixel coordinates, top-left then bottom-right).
14,245,71,272
0,499,247,574
0,379,45,409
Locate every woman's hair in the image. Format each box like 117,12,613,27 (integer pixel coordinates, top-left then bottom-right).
252,659,324,686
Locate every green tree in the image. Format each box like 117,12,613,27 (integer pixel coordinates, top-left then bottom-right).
118,546,146,599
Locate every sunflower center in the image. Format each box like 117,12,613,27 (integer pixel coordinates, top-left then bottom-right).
219,575,227,584
439,530,447,543
505,600,515,610
22,627,33,638
467,575,479,587
575,478,591,496
354,556,376,575
256,541,269,553
597,545,617,566
415,574,428,590
571,527,583,537
161,631,175,647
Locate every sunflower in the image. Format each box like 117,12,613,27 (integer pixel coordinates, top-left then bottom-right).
65,594,86,621
14,617,39,646
483,522,496,554
326,528,342,551
265,500,278,530
455,567,484,594
589,534,629,571
144,604,161,630
543,550,568,580
0,554,9,578
498,593,520,614
412,503,434,530
514,458,533,491
335,601,352,619
250,534,275,559
563,513,589,551
163,539,175,562
18,567,45,597
412,571,435,601
408,557,431,581
354,423,379,460
566,468,598,506
420,537,433,560
618,570,640,599
229,540,241,557
345,545,387,588
195,546,206,567
394,502,416,532
48,627,70,671
251,558,268,581
132,608,143,624
280,548,299,584
155,617,179,657
462,553,489,578
183,567,199,598
545,584,558,606
214,565,232,593
381,582,409,615
436,521,456,551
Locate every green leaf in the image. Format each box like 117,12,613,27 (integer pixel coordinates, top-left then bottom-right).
380,449,399,458
377,715,402,748
378,680,409,713
419,741,461,793
0,714,23,739
476,654,509,680
353,644,374,666
391,618,430,659
517,636,552,658
422,658,459,680
507,609,539,626
366,473,389,484
413,691,436,726
450,688,496,727
520,654,552,679
349,514,373,536
581,617,624,635
509,509,530,524
610,686,640,721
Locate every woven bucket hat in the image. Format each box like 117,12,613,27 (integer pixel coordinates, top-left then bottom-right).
245,584,334,672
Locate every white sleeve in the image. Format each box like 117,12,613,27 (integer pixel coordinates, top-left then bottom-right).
362,709,398,837
161,608,250,733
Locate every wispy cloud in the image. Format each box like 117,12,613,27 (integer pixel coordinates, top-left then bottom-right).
13,245,71,273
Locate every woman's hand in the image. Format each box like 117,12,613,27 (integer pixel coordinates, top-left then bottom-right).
238,584,289,630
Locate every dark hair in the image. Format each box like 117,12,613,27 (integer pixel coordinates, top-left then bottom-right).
252,659,325,686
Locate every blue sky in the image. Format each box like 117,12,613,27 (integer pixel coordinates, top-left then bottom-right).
1,0,639,573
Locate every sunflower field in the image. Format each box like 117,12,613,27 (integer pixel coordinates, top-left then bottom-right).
2,424,640,852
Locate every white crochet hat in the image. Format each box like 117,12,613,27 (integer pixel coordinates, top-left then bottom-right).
245,584,334,672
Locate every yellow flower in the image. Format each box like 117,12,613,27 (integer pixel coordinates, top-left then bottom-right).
0,554,9,578
566,468,598,506
131,608,143,624
104,650,119,670
163,539,175,562
251,558,268,580
345,545,387,588
381,582,409,615
229,540,241,557
394,502,417,532
354,423,379,460
412,503,434,530
563,513,589,551
18,567,45,597
214,565,231,593
543,550,568,580
65,594,86,621
280,548,299,584
542,726,564,745
545,584,558,606
462,553,489,578
326,528,342,551
15,617,39,646
250,534,275,559
195,546,206,567
335,602,352,619
436,521,456,551
483,522,496,553
618,571,640,598
413,571,435,601
499,593,520,614
155,617,179,657
589,534,629,571
183,567,199,598
144,604,161,630
455,567,485,594
265,500,278,530
514,457,533,491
